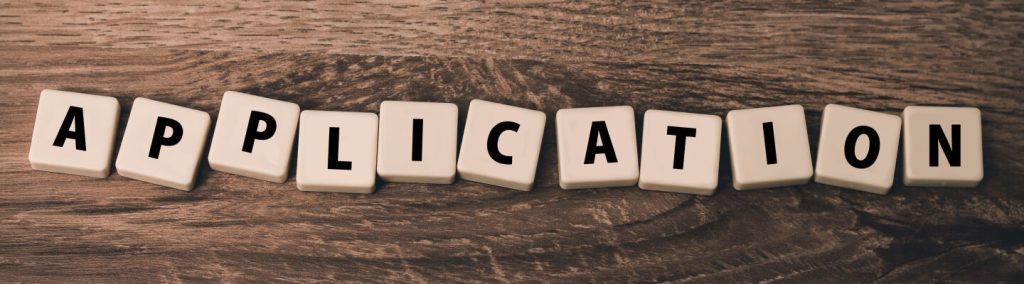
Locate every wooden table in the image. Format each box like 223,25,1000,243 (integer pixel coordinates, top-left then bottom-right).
1,1,1022,282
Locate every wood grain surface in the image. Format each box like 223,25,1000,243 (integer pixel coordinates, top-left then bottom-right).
1,1,1023,282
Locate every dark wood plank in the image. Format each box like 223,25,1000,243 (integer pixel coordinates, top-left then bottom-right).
0,1,1022,282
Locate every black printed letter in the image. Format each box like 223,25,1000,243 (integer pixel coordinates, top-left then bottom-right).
843,125,880,169
411,119,423,161
762,122,778,165
666,126,697,169
584,121,618,164
149,117,183,159
242,111,276,153
487,121,520,165
53,106,87,151
929,124,961,167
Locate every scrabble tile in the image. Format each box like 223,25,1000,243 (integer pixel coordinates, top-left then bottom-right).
813,104,901,194
638,110,722,195
207,91,300,183
376,101,458,184
726,105,813,190
556,106,639,189
115,98,211,191
457,100,546,191
29,89,120,178
902,106,983,187
296,111,379,193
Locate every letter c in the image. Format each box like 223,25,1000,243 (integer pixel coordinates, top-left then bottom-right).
487,121,520,165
